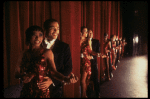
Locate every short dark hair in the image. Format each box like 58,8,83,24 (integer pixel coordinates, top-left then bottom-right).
110,34,115,39
104,33,108,37
43,19,58,30
123,38,126,41
81,26,87,32
88,29,93,32
25,25,44,45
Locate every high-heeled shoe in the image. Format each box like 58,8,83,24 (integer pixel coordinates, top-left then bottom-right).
115,65,117,69
110,73,113,78
112,65,116,70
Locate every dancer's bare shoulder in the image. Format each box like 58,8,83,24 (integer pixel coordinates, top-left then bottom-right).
43,49,54,60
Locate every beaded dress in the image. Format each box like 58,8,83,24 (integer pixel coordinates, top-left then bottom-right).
20,48,50,98
80,40,93,85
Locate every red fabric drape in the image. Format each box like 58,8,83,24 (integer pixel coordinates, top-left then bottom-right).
118,1,121,37
3,1,122,98
60,1,81,97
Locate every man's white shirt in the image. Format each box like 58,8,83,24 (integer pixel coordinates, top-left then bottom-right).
44,37,56,49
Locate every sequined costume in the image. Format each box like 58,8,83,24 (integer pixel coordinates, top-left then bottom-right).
80,40,93,85
110,41,116,65
20,48,50,98
102,40,110,73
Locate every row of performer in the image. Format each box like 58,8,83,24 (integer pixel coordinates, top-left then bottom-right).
80,26,127,98
13,18,127,98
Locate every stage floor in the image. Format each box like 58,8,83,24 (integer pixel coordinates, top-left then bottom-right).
98,54,148,98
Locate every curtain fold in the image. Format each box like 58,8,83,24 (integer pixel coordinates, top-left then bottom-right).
3,1,122,97
118,1,121,37
81,1,86,27
95,1,101,78
9,1,21,86
60,1,80,97
108,1,112,38
69,2,81,97
3,2,8,88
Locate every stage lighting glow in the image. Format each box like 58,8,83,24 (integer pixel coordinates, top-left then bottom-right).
135,36,138,43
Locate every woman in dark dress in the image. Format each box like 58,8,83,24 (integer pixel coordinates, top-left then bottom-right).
15,25,78,98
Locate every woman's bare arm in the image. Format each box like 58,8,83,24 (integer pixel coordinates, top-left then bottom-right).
37,50,78,90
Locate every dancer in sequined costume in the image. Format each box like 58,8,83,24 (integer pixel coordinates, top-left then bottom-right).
20,48,50,98
102,33,111,81
110,35,117,70
80,26,100,98
15,25,78,98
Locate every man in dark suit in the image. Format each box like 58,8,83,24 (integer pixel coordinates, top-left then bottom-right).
115,35,120,68
87,30,101,98
39,19,77,98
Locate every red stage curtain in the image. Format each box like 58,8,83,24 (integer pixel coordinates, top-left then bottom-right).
3,1,122,98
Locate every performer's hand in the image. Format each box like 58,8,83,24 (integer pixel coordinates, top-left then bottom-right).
37,76,53,91
101,54,107,58
69,73,79,84
97,53,101,57
64,73,79,85
22,74,35,83
87,55,93,60
116,46,119,49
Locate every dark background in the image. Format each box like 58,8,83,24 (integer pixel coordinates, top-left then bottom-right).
120,1,148,56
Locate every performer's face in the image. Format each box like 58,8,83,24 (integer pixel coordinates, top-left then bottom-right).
104,36,108,40
46,22,59,41
81,28,88,38
116,36,118,40
113,35,116,41
30,31,43,47
111,36,115,41
88,30,93,38
119,37,122,40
